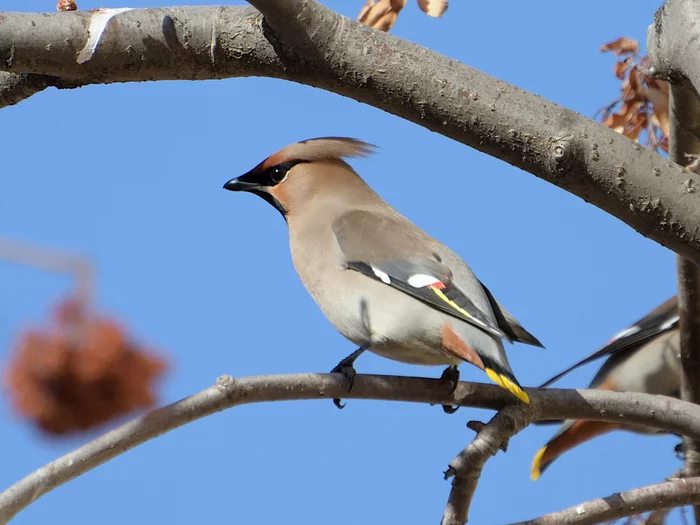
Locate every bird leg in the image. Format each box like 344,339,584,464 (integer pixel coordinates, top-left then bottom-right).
440,365,460,414
331,345,368,410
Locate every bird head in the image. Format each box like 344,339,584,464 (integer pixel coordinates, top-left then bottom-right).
223,137,377,217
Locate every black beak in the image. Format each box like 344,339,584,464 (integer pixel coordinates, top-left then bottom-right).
223,176,260,192
222,172,288,218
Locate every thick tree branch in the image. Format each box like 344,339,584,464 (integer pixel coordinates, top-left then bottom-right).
509,477,700,525
648,0,700,88
649,4,700,522
2,373,700,524
4,6,700,264
673,83,700,525
441,405,533,525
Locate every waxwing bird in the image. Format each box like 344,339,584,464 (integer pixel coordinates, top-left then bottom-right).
223,137,543,411
531,296,681,480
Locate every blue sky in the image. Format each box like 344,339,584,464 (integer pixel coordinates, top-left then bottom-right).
1,1,683,523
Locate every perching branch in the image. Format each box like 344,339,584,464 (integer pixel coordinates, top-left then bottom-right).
3,373,700,524
442,405,533,525
508,477,700,525
4,4,700,264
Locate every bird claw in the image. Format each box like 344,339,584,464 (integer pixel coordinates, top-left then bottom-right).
331,354,359,410
440,365,460,414
440,365,460,393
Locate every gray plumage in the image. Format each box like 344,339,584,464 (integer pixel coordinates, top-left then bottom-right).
223,137,542,403
532,296,680,479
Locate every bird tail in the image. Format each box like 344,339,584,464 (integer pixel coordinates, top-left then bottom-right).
531,420,616,480
480,353,530,404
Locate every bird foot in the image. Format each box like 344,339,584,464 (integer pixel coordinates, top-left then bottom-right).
440,365,460,414
330,348,365,410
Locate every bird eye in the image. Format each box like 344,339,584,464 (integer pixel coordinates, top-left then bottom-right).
269,166,288,184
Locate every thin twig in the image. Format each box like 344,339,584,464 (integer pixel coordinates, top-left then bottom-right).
3,374,700,524
0,237,93,303
442,405,533,524
624,57,665,80
509,477,700,525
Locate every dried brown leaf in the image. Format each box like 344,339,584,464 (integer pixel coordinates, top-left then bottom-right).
601,37,639,56
598,37,670,154
417,0,448,18
603,111,632,134
646,85,670,136
358,0,407,31
56,0,77,10
628,69,645,97
625,112,646,141
614,60,629,80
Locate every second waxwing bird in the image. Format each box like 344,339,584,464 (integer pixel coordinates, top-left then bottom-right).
223,137,544,410
531,296,681,481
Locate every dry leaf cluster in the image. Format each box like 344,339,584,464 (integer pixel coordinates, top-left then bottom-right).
598,37,670,153
56,0,77,11
358,0,447,31
3,295,167,435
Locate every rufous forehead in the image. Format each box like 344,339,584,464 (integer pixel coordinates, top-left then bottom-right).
258,151,287,172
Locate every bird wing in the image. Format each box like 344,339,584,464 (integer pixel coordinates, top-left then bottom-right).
479,281,545,348
538,296,678,388
332,210,511,342
344,259,511,341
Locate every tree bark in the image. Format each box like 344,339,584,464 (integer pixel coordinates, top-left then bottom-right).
2,373,700,524
649,2,700,522
509,476,700,525
672,84,700,524
442,406,533,525
3,4,700,264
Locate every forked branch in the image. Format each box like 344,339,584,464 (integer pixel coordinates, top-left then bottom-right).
2,373,700,524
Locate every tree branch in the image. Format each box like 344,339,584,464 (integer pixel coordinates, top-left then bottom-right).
649,3,700,522
673,83,700,524
0,72,60,107
648,0,700,87
4,5,700,264
508,477,700,525
442,405,533,525
3,373,700,524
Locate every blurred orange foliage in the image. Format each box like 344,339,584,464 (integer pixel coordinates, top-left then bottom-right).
4,295,167,435
598,37,670,153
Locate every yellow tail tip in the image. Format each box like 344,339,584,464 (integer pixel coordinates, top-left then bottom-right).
485,368,530,404
531,446,547,481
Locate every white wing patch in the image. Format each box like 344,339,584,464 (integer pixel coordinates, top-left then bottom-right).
608,325,640,343
407,274,442,288
660,313,680,330
371,266,391,284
